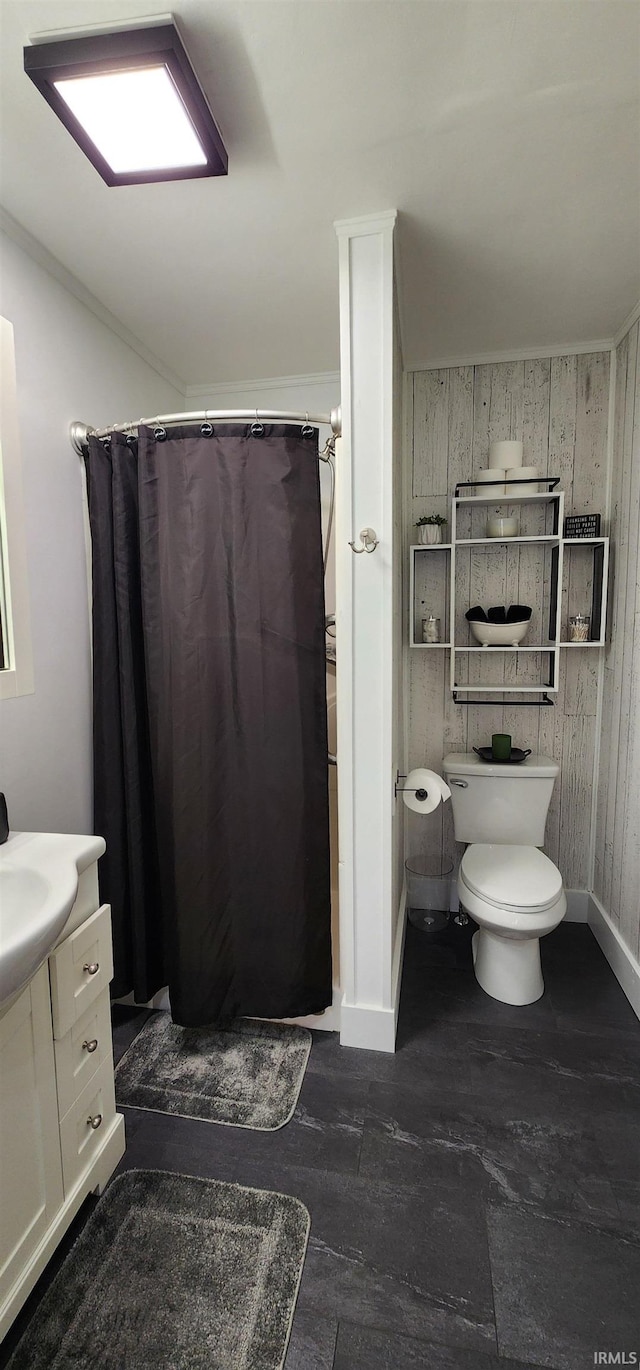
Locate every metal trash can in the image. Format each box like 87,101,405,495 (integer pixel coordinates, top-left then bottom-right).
405,853,453,932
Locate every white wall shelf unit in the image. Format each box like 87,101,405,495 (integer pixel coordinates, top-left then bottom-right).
558,535,609,647
409,543,452,647
410,482,611,704
451,487,563,699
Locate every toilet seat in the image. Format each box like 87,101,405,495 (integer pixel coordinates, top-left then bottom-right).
460,844,563,914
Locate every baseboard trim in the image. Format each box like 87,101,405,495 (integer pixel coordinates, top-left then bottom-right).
392,882,408,1032
339,885,407,1054
564,888,589,923
339,1001,397,1052
587,894,640,1020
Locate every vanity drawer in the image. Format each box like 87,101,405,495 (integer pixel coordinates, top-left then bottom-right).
59,1057,117,1196
49,905,113,1039
54,992,113,1118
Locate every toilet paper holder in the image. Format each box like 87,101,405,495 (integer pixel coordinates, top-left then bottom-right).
395,772,428,801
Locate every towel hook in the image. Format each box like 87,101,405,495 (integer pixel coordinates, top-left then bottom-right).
349,527,379,554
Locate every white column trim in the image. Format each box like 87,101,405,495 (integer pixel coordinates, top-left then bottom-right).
334,211,398,239
335,210,400,1050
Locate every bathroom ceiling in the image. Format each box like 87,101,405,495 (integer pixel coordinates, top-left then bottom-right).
0,1,638,387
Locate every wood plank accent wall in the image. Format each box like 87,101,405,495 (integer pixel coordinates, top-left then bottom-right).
406,352,610,888
594,321,640,960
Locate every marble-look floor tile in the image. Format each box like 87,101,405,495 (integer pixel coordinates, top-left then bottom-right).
546,965,640,1038
306,1021,477,1098
114,1108,239,1185
612,1180,640,1230
333,1321,551,1370
463,1024,640,1116
540,922,608,971
284,1309,338,1370
358,1082,619,1223
111,1004,152,1064
398,962,558,1035
592,1109,640,1184
118,1069,367,1177
222,1159,497,1354
487,1199,640,1370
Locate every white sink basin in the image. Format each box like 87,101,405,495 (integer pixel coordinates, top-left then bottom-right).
0,831,106,1010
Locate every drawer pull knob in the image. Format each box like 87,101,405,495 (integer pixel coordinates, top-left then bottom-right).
83,1038,99,1053
87,1113,103,1130
83,962,100,976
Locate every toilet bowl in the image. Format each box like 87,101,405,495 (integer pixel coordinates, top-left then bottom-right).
458,843,566,1004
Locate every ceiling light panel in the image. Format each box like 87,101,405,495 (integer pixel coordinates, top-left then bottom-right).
24,22,227,186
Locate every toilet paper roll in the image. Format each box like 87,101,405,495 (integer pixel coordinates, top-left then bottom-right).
489,440,524,470
505,465,539,496
476,468,506,492
402,769,452,815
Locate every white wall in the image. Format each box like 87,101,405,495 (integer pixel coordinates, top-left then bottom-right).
0,231,184,835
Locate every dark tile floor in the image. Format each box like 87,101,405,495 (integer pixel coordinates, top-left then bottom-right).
3,920,639,1369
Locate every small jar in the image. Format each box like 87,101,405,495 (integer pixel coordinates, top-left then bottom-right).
569,614,590,642
487,514,519,538
422,616,441,643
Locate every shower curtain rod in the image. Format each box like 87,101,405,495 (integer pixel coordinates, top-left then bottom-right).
70,407,342,456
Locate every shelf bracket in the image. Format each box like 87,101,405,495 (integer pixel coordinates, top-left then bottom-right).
452,691,555,706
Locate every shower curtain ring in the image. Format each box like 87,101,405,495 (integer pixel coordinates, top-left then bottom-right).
301,411,314,437
349,527,379,554
200,422,214,437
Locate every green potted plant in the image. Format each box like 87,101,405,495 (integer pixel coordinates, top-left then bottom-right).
416,513,447,545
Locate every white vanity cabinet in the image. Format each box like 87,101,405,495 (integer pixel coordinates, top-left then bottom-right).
0,964,63,1316
0,871,125,1339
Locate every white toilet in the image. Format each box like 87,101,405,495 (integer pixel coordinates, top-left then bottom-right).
442,752,566,1005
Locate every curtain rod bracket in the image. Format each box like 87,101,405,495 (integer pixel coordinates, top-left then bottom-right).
70,421,93,455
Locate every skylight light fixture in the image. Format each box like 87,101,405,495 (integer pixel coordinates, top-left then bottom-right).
24,21,228,186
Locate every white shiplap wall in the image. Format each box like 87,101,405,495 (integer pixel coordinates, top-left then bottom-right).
406,352,610,889
594,322,640,961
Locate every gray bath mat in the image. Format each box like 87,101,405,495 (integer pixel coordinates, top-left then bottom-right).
115,1011,312,1130
7,1169,310,1370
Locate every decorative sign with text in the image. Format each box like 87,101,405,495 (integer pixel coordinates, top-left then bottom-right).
564,513,601,539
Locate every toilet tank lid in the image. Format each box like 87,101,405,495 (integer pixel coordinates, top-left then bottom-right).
442,752,559,778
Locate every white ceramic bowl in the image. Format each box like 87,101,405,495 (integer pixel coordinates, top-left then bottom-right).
469,619,530,647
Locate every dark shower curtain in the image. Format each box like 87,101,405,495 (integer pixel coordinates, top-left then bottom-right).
85,423,332,1026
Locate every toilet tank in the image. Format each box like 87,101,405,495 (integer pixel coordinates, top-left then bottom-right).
442,753,559,846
